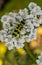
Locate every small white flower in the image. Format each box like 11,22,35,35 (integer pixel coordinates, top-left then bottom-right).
33,17,40,27
27,29,37,42
5,38,17,50
0,30,7,34
25,36,31,42
0,30,7,42
20,28,26,35
16,15,23,21
15,42,24,49
14,37,25,49
33,29,37,40
12,38,17,45
9,12,17,18
6,42,14,50
36,60,40,64
19,10,23,16
28,2,37,10
19,8,28,19
39,63,42,65
24,20,34,32
18,38,25,44
1,15,9,23
0,35,3,42
7,16,15,23
36,10,42,16
26,14,34,19
4,38,8,43
31,29,37,40
31,6,41,15
36,52,42,65
3,22,10,29
39,19,42,24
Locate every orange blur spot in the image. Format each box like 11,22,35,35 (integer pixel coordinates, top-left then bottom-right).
30,40,39,49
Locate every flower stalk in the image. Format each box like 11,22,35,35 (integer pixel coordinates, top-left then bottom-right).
25,42,36,62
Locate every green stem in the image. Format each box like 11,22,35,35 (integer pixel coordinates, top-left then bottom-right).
13,55,18,65
25,42,36,62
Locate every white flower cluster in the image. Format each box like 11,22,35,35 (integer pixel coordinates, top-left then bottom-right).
0,2,42,50
1,12,20,34
36,52,42,65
